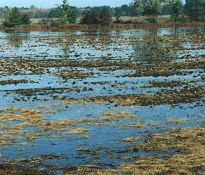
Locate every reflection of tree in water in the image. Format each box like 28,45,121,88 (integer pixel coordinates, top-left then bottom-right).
132,29,181,64
114,30,122,41
83,30,112,44
60,30,112,59
6,32,30,48
59,32,77,59
61,39,71,59
132,29,164,64
83,30,112,46
84,31,98,44
189,28,205,47
172,28,182,48
97,30,112,45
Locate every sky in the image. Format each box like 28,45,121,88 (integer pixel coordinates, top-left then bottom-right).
0,0,132,8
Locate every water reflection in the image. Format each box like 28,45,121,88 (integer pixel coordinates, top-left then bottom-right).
97,30,112,45
5,32,30,48
0,28,204,173
132,29,167,64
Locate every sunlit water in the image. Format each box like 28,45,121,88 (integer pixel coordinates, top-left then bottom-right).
0,27,204,172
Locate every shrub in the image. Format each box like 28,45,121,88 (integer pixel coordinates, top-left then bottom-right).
3,7,31,27
98,7,112,25
21,14,31,25
80,9,98,24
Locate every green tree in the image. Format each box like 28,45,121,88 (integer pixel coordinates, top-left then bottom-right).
4,7,22,26
168,0,183,22
133,0,143,16
81,9,98,24
120,4,132,16
68,9,77,23
185,0,205,21
60,0,70,19
60,0,76,23
98,7,112,25
3,7,31,27
48,7,64,18
0,6,9,18
114,7,122,23
161,3,171,15
21,14,31,24
142,0,162,19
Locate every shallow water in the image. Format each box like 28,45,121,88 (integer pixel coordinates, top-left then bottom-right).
0,27,204,173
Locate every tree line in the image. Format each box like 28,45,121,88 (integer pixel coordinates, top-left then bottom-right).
1,0,205,26
132,0,205,22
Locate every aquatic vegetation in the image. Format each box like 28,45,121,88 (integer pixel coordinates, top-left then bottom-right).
64,128,205,175
0,107,89,145
61,84,204,106
167,119,188,124
64,128,88,135
0,79,35,85
0,27,204,174
135,121,144,128
101,111,135,121
56,71,93,79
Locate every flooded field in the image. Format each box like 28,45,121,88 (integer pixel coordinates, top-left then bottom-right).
0,27,204,174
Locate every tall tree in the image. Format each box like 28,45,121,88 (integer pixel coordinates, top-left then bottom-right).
120,4,131,16
114,7,122,22
98,7,112,25
133,0,143,16
169,0,183,22
81,9,98,24
0,6,9,18
60,0,76,23
142,0,162,19
21,14,31,24
48,7,64,18
60,0,70,19
4,7,22,26
185,0,205,21
68,8,77,23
